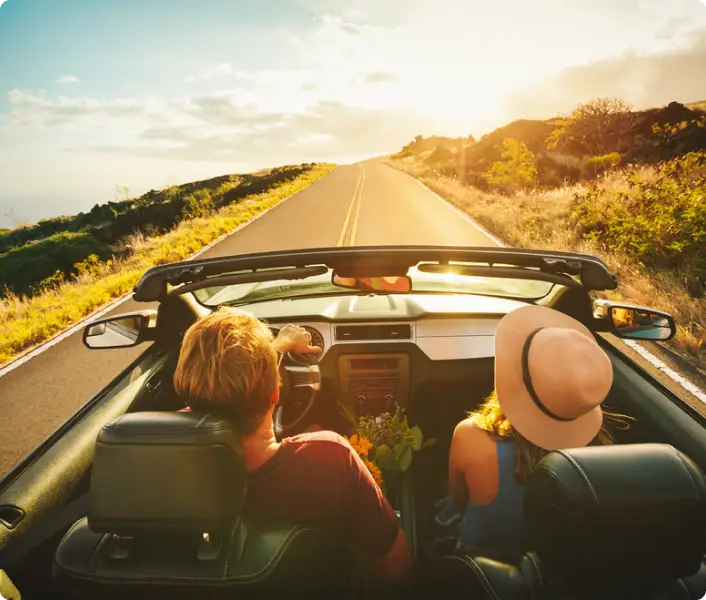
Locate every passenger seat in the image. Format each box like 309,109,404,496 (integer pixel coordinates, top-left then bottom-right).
424,443,706,599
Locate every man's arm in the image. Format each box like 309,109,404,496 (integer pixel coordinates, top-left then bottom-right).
353,527,412,583
342,443,412,583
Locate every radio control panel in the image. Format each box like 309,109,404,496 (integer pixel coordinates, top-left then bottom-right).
338,353,410,414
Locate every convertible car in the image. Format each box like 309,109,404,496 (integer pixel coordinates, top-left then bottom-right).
0,245,705,600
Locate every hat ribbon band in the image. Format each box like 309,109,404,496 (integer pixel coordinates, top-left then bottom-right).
522,328,574,423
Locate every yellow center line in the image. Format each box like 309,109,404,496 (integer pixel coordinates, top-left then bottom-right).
336,164,364,247
348,166,365,246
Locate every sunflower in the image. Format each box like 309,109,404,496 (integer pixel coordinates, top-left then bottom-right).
363,457,384,487
346,434,373,458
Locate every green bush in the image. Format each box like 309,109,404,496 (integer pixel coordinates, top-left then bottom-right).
573,152,706,291
181,189,214,220
485,138,538,191
582,152,621,178
0,232,112,296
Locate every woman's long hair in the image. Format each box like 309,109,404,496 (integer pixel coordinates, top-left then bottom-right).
468,390,634,484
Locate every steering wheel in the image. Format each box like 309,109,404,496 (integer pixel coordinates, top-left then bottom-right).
273,362,321,437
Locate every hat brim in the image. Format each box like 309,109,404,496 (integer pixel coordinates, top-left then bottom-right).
495,305,604,451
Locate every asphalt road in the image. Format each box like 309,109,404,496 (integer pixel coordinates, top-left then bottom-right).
0,161,497,476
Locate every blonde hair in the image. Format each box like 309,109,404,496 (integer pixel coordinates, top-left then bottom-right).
173,307,280,434
468,390,634,484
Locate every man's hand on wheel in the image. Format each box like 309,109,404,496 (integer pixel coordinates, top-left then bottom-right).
273,324,322,354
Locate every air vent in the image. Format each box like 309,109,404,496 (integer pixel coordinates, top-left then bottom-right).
335,324,411,341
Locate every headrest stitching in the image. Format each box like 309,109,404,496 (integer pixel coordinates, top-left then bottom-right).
464,557,501,600
526,552,546,597
534,467,589,503
244,527,318,581
671,447,699,497
555,451,598,504
196,413,211,428
222,517,240,578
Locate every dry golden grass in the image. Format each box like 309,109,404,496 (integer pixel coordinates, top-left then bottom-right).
389,157,705,368
0,164,334,367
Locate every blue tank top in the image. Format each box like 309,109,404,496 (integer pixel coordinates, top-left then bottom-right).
457,439,528,557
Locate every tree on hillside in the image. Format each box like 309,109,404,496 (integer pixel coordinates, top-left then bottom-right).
115,184,131,202
485,138,538,189
547,98,636,156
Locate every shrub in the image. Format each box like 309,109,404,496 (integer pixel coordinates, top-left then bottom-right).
582,152,622,178
0,232,112,296
485,138,538,191
547,97,635,156
573,152,706,293
181,189,214,220
625,115,706,164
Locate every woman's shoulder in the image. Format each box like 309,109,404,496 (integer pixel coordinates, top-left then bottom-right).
454,418,490,440
452,419,501,452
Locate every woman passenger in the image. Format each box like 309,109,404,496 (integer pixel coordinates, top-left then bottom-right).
436,305,631,559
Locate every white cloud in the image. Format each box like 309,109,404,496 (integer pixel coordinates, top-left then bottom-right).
213,62,233,75
360,71,398,85
504,29,706,120
188,62,235,81
55,75,80,85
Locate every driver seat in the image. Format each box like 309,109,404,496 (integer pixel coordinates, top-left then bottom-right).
53,411,346,599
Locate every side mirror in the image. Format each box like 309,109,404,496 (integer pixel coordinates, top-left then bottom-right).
83,310,157,349
593,300,676,341
332,272,412,293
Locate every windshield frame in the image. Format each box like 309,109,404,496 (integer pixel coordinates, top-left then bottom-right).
133,246,617,303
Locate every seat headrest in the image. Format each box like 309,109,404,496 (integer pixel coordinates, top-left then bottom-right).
88,412,246,536
525,443,706,584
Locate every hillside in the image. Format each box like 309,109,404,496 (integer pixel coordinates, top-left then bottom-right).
397,100,706,189
0,165,315,297
0,164,334,367
389,98,706,375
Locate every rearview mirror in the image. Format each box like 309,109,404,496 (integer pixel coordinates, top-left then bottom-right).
83,310,157,349
593,300,676,341
332,273,412,293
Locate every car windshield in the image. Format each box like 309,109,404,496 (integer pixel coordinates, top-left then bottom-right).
192,264,556,306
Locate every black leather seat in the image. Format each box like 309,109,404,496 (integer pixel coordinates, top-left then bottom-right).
424,443,706,599
53,412,346,599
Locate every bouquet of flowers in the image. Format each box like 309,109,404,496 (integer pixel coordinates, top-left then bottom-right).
343,405,436,491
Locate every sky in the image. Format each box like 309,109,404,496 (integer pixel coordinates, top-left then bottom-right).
1,0,705,228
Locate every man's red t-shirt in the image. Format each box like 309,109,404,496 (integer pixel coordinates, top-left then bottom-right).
243,431,400,559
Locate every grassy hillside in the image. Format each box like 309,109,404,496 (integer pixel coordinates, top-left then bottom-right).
389,98,706,371
399,100,706,190
0,164,334,367
0,165,315,297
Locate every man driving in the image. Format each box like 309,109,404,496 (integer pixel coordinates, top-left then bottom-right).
172,306,412,583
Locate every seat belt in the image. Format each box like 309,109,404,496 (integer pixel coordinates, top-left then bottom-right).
0,494,89,573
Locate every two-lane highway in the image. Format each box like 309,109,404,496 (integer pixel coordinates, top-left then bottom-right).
0,160,498,476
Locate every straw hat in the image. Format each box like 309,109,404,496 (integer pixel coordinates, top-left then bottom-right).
494,305,613,451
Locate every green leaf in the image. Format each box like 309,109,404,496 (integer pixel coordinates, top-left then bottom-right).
410,425,423,451
398,445,413,471
375,444,397,471
338,402,357,428
422,438,439,449
393,440,412,461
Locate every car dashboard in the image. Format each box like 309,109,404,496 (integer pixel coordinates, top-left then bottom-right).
245,292,529,415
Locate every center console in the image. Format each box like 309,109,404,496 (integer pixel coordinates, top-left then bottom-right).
338,353,410,415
